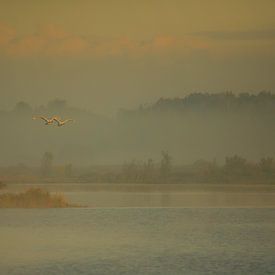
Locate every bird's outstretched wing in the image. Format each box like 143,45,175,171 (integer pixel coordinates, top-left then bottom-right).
64,119,74,124
53,117,74,126
33,116,49,122
53,117,61,125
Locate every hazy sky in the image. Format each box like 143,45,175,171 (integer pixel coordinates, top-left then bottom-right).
1,0,275,115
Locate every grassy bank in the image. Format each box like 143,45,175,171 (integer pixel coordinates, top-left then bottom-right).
0,188,78,208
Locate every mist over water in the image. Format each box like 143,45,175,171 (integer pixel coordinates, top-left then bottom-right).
2,93,275,166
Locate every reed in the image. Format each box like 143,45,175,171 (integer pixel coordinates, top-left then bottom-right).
0,188,79,208
0,181,6,189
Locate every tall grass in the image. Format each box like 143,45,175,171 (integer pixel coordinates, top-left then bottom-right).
0,181,6,189
0,188,78,208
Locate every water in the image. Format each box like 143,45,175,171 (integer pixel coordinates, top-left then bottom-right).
5,183,275,207
64,191,275,207
1,208,275,274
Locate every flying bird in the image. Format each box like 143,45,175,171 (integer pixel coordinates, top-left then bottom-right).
53,118,74,127
32,116,59,125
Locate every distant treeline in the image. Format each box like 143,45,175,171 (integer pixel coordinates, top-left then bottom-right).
79,154,275,184
2,91,275,117
1,152,275,184
0,98,95,118
2,92,275,166
119,91,275,116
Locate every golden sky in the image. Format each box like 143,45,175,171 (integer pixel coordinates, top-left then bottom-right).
0,0,275,114
1,0,275,36
1,0,275,57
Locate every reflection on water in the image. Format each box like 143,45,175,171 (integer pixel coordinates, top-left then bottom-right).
4,183,275,207
0,208,275,274
64,191,275,207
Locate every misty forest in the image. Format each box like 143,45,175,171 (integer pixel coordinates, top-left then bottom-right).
1,91,275,185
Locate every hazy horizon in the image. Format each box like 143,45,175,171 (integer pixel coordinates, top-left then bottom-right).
1,92,275,167
1,1,275,115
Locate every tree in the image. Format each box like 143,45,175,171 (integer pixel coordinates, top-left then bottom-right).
143,158,154,183
224,155,247,179
14,101,32,115
41,152,54,177
64,164,73,178
47,99,67,111
259,157,273,175
160,150,172,182
123,160,139,182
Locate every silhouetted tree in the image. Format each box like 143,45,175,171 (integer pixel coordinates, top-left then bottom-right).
119,91,275,117
143,158,154,183
160,150,172,182
123,160,139,182
224,155,247,180
41,152,54,177
259,157,274,175
47,99,67,111
14,101,32,115
64,164,73,178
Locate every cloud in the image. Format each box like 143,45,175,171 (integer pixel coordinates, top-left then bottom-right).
45,36,90,56
0,23,210,58
192,29,275,40
38,24,69,40
0,22,16,46
4,24,89,57
144,35,209,53
186,29,275,58
2,23,274,59
89,35,209,57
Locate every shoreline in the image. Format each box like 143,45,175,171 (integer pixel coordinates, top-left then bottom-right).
2,183,275,208
4,182,275,193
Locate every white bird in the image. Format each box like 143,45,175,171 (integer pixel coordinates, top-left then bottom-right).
53,118,74,127
32,116,59,125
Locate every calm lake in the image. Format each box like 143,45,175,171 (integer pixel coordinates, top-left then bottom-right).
1,184,275,274
1,208,275,274
5,183,275,207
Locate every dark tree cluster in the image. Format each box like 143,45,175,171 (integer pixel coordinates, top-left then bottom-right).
79,154,275,184
119,91,275,117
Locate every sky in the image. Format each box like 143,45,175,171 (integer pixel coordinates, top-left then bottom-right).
1,0,275,115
